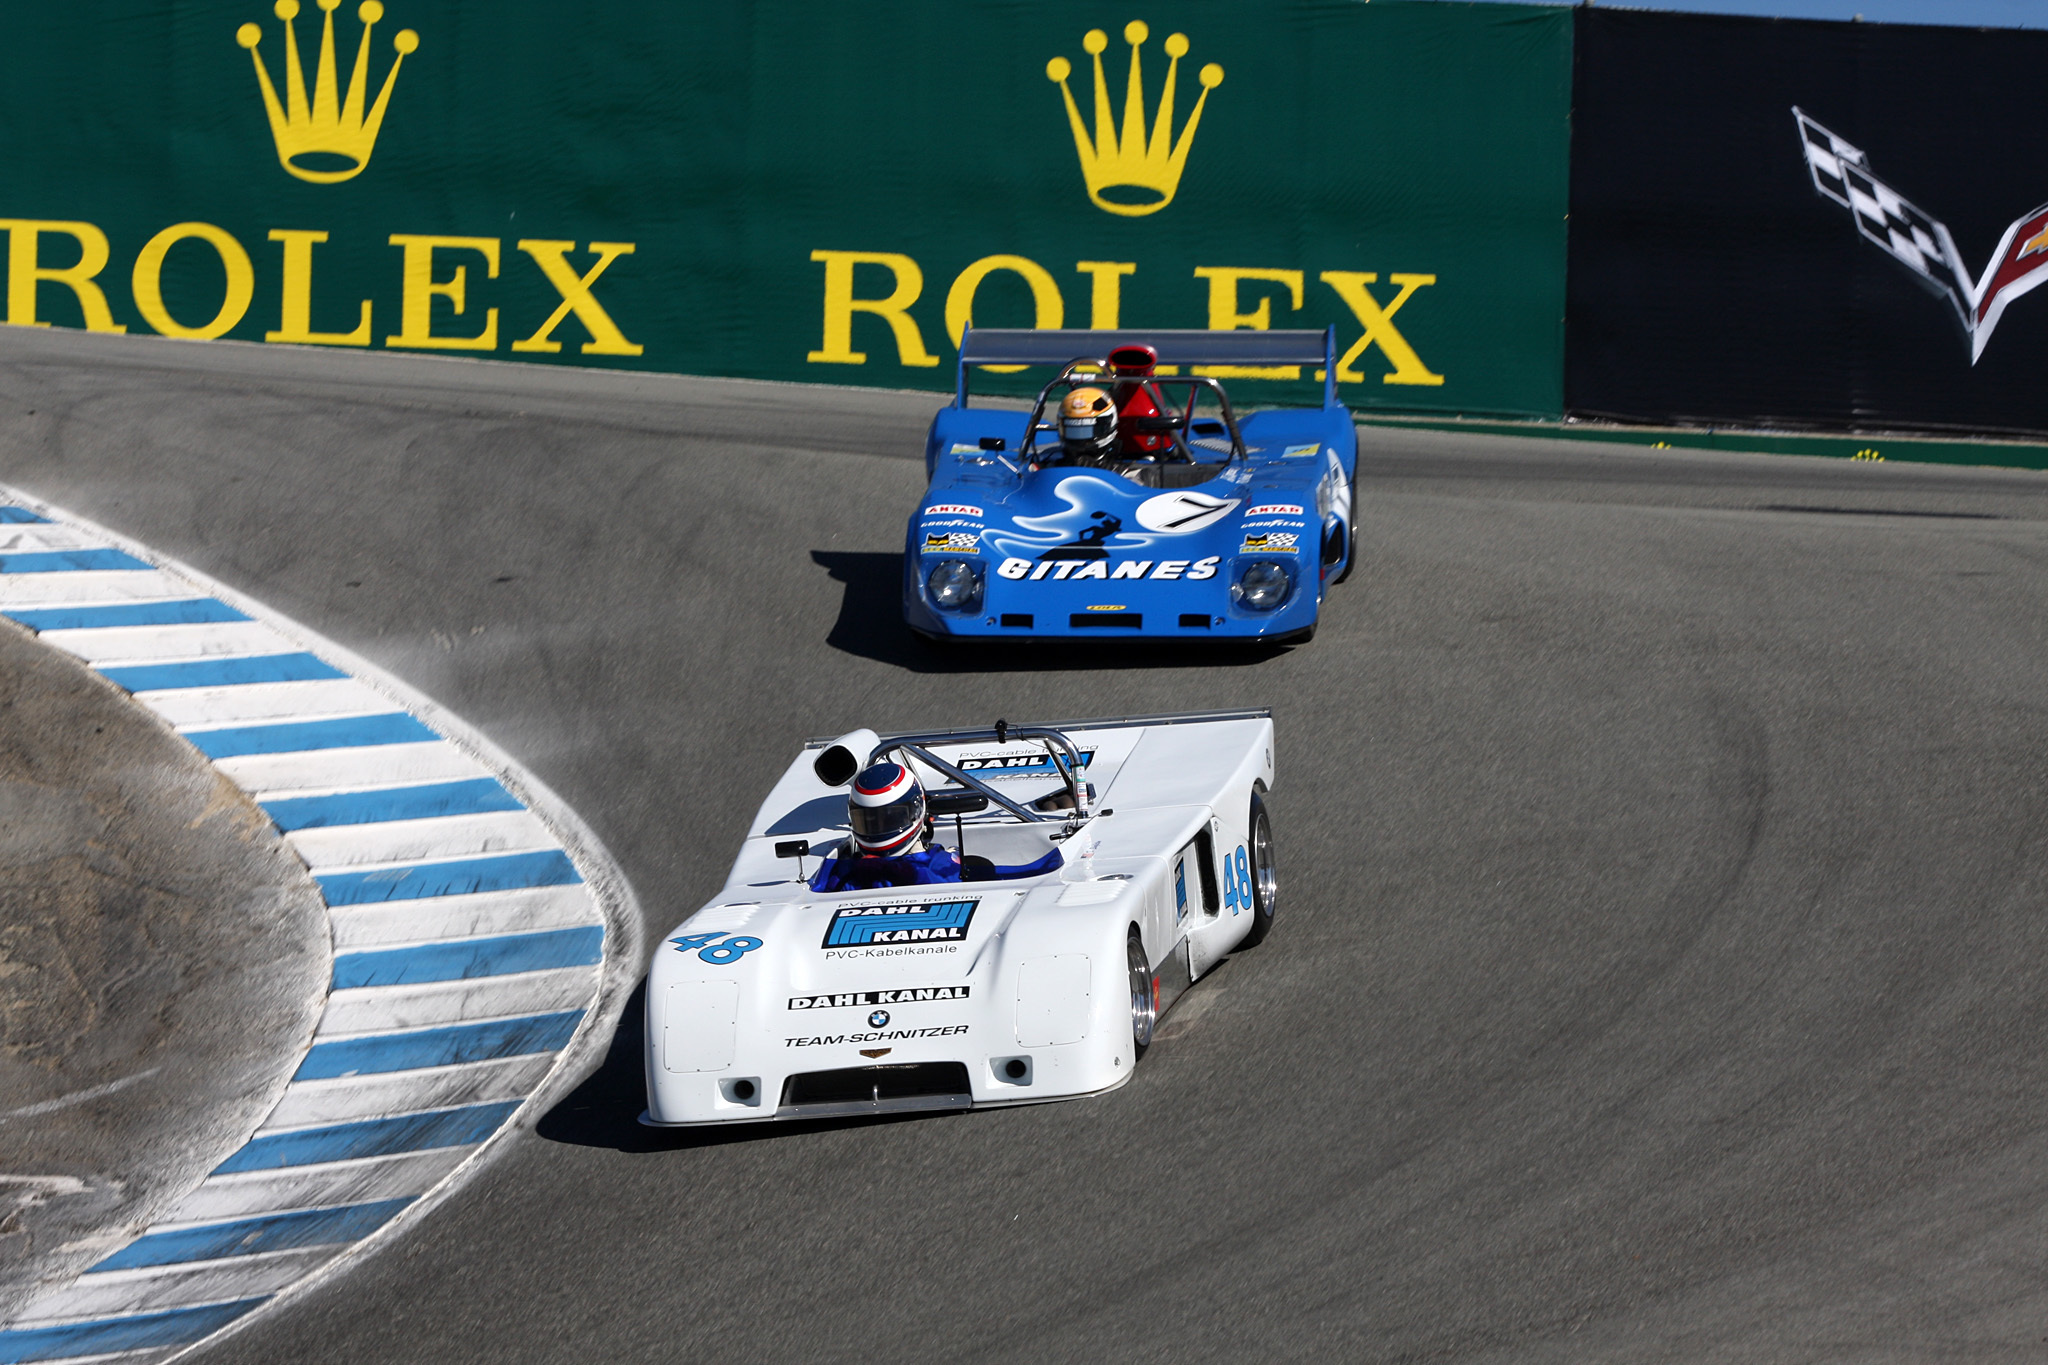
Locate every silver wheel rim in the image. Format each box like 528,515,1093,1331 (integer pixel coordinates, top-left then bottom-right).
1128,939,1155,1048
1253,808,1277,920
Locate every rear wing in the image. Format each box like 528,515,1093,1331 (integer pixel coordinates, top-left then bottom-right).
956,328,1337,409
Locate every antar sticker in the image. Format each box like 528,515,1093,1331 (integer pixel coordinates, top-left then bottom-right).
1796,107,2048,362
926,504,983,517
1243,504,1303,517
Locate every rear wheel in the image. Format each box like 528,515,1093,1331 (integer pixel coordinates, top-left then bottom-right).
1237,790,1278,948
1127,931,1156,1058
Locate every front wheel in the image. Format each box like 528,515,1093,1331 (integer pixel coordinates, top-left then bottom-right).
1127,932,1156,1058
1333,507,1359,585
1237,790,1278,948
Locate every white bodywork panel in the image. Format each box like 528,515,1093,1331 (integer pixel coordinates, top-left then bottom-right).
643,711,1274,1125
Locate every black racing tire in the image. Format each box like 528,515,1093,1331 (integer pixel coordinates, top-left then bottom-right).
1127,931,1156,1059
1236,790,1278,949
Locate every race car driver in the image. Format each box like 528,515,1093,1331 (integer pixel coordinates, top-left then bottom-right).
1053,386,1122,467
810,761,1063,892
1052,347,1174,466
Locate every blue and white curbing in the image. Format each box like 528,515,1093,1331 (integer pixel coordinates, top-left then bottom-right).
0,487,640,1365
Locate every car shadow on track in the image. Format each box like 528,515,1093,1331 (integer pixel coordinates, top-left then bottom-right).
813,551,1290,672
535,978,951,1153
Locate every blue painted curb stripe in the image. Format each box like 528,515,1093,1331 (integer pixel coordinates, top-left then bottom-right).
102,652,347,693
213,1101,522,1175
0,498,622,1363
186,712,437,759
88,1200,413,1273
332,925,604,989
0,1298,267,1363
0,548,151,574
262,777,522,831
294,1010,585,1081
2,598,250,631
316,849,582,906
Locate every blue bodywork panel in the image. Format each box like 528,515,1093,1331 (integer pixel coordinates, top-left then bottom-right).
902,329,1358,643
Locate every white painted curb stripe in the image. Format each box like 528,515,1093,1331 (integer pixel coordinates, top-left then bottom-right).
0,491,640,1364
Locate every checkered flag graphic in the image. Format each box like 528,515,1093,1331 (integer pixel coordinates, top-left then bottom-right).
1795,107,1977,333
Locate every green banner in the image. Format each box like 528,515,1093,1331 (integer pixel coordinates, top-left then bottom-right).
0,1,1571,416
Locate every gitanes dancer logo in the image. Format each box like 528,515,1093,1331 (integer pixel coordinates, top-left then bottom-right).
1796,107,2048,362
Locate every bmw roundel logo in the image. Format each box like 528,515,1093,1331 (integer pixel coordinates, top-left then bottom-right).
868,1010,891,1029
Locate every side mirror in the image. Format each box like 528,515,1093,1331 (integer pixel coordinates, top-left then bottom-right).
813,744,860,786
774,839,810,859
978,436,1006,451
928,791,989,817
1031,782,1095,814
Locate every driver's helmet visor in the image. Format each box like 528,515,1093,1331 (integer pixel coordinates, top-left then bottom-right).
1061,414,1109,446
850,792,924,849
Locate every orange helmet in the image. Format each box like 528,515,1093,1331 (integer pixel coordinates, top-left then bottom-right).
1058,386,1119,462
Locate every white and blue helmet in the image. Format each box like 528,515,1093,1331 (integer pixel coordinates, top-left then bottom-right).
849,762,927,855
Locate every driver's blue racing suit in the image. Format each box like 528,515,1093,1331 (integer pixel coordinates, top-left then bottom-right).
809,844,1063,894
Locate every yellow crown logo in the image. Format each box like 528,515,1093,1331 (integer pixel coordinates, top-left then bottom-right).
1046,21,1223,217
236,0,418,184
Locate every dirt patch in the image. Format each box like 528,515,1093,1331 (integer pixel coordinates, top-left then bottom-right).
0,616,328,1318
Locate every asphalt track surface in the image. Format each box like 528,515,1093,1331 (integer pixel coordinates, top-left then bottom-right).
5,328,2048,1363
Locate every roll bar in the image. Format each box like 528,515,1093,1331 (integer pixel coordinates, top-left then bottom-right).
1021,366,1245,464
875,725,1090,823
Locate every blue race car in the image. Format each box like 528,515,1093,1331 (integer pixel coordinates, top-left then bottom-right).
904,328,1357,644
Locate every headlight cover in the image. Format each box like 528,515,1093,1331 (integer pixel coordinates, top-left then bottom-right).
926,558,984,613
1232,559,1293,611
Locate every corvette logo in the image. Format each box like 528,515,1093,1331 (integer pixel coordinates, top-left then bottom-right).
1796,107,2048,362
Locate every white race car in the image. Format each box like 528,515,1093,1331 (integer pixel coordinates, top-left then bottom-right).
642,710,1276,1125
